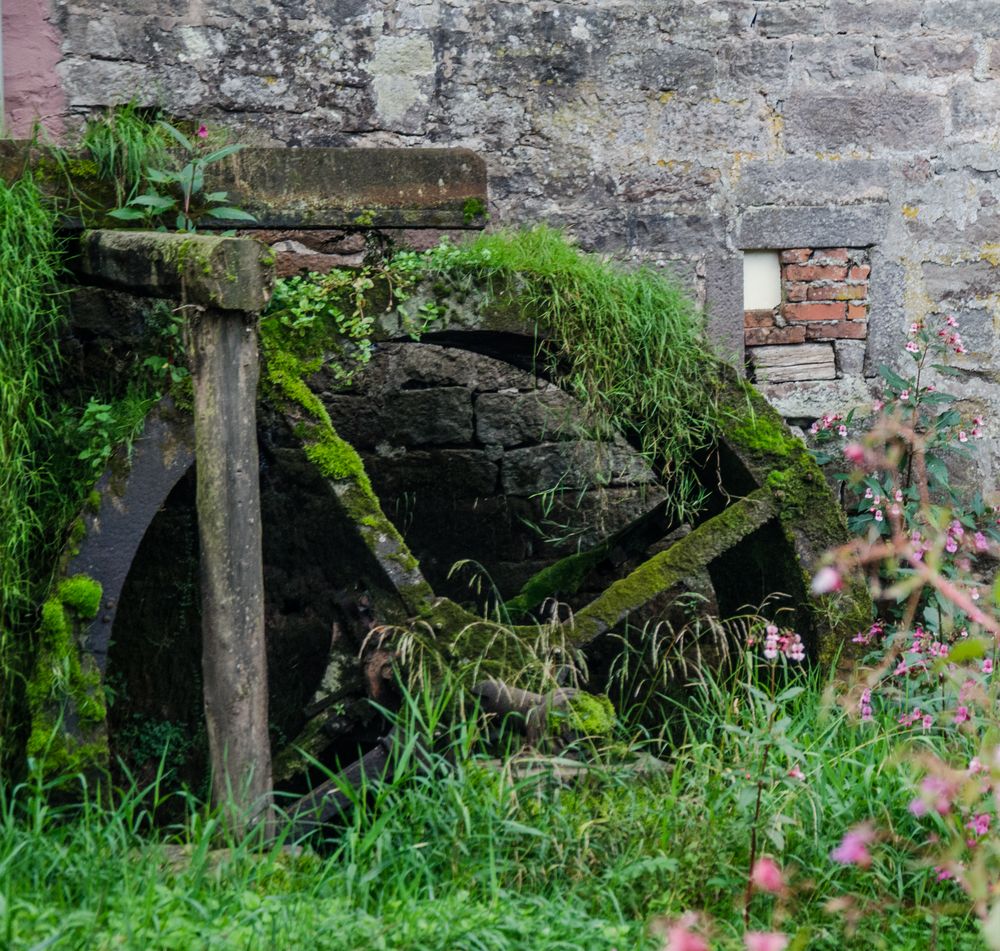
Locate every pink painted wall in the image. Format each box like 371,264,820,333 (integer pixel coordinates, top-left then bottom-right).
2,0,65,139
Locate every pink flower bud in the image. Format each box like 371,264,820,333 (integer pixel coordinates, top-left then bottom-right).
750,856,785,893
811,566,843,594
745,933,789,951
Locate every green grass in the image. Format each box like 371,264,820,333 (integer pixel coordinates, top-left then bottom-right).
0,173,67,768
426,227,723,522
0,661,982,949
78,101,169,206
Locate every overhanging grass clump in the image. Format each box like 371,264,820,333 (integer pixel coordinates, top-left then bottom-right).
427,227,723,521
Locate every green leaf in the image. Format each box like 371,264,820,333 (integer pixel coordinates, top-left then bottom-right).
945,638,988,664
108,207,147,220
204,207,257,221
129,194,175,210
159,120,193,152
144,167,175,184
202,143,245,164
878,365,910,391
931,364,964,377
203,191,229,203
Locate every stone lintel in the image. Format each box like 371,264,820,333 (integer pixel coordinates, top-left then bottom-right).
737,204,889,250
78,230,274,312
212,147,488,230
0,141,488,231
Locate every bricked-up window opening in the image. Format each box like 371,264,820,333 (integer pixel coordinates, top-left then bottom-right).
745,247,870,384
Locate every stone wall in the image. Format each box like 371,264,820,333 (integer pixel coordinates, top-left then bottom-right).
10,0,1000,494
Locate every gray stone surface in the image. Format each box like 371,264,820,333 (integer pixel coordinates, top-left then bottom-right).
33,0,1000,498
384,387,473,445
78,231,273,313
737,206,890,251
475,390,579,446
502,441,657,495
783,94,946,151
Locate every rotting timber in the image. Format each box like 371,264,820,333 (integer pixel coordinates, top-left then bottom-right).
37,224,872,824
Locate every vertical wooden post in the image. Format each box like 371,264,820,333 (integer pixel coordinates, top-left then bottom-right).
187,307,271,829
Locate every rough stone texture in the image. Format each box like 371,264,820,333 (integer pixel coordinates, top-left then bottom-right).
328,342,666,601
14,0,1000,496
78,231,274,312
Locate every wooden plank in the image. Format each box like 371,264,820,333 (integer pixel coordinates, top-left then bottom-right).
752,343,836,383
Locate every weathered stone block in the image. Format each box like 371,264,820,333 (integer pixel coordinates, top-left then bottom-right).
502,441,657,495
738,205,888,250
783,93,945,151
365,449,498,498
77,231,274,313
922,261,1000,301
383,387,473,445
805,320,867,340
475,390,578,446
737,158,890,206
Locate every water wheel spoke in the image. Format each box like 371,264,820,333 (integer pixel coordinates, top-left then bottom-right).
569,488,778,644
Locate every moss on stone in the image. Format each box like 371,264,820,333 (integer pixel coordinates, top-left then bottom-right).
25,574,108,774
550,692,616,738
57,574,103,618
504,544,608,618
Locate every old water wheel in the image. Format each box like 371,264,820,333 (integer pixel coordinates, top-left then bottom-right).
52,281,868,803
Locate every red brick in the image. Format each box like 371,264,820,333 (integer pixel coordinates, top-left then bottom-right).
806,283,868,301
849,265,871,281
847,302,868,320
780,248,811,264
806,321,868,340
784,281,808,301
744,309,776,328
784,264,849,281
783,301,848,321
812,248,849,264
746,325,807,346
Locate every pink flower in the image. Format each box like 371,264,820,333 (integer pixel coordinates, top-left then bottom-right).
787,765,805,780
844,443,865,464
197,123,209,138
751,856,785,893
837,424,848,437
946,315,959,327
900,389,910,401
954,706,970,725
905,341,920,353
984,659,993,675
811,566,842,594
745,933,789,951
959,430,968,443
872,399,885,413
966,813,990,836
975,532,989,551
662,917,709,951
831,824,874,867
